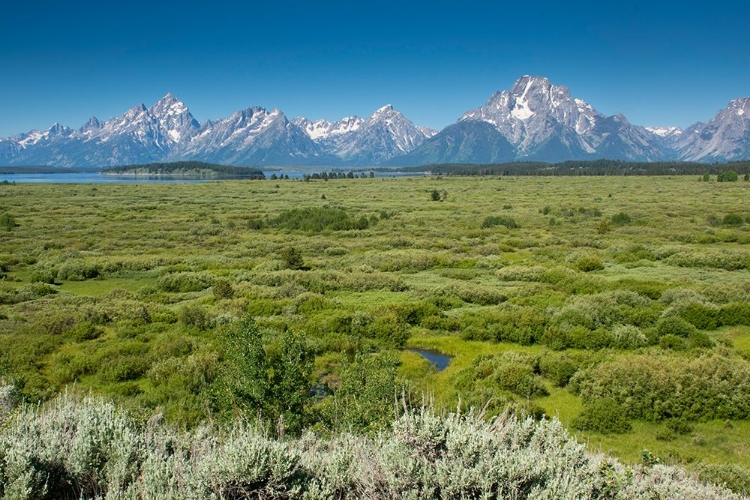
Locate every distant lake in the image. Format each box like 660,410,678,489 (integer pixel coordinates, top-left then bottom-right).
1,169,427,184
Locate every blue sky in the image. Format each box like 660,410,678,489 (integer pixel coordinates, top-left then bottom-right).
1,0,748,137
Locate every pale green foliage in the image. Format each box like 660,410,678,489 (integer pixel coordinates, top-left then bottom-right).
0,384,18,424
0,393,741,499
0,390,141,499
611,324,648,349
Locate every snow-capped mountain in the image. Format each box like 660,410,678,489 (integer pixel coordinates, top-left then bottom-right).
1,79,749,167
674,97,750,162
176,107,334,166
0,93,202,167
294,105,436,165
291,116,364,141
0,96,432,167
646,126,683,138
439,75,669,162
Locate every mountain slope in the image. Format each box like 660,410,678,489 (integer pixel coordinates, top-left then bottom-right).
675,97,750,161
388,121,516,165
295,105,435,165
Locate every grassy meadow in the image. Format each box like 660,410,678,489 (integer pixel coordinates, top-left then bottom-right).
2,174,750,490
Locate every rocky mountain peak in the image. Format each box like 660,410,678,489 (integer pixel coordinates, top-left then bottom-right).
2,78,749,167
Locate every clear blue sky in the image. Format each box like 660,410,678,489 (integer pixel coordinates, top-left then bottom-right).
1,0,748,137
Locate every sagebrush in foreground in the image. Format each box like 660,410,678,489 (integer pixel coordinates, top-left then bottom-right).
0,390,742,499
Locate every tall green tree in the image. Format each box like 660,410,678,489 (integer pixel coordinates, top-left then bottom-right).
220,317,269,417
319,352,398,433
268,329,314,434
219,317,313,435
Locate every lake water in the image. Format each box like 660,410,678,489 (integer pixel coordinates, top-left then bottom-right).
409,349,452,372
0,169,427,184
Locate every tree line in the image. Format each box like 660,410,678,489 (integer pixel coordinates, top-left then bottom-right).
394,159,750,177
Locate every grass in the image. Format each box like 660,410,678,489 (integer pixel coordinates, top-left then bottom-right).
711,326,750,357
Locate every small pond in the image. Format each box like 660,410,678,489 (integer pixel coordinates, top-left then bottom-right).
408,349,452,372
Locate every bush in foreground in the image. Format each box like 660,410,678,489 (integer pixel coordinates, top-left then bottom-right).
0,389,742,499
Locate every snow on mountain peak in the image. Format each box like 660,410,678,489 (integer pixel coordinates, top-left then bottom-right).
373,104,395,116
3,81,749,167
646,126,683,138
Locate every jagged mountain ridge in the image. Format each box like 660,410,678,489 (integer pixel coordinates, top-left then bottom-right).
1,77,749,167
0,95,434,167
674,97,750,162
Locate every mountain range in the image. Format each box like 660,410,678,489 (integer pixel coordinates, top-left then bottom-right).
1,76,748,167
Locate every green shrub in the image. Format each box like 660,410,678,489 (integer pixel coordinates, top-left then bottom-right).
659,334,687,350
482,215,519,229
538,353,580,387
720,302,750,326
459,307,547,345
698,464,750,496
30,268,57,284
718,170,739,182
367,312,410,347
723,213,745,227
0,213,17,231
179,303,212,331
457,353,548,399
270,206,371,232
611,212,631,225
67,321,104,341
656,315,698,338
575,353,750,421
576,255,605,272
573,397,632,434
611,324,648,349
665,250,750,271
57,259,101,281
281,246,305,269
665,418,694,435
157,271,216,292
496,265,547,282
213,278,234,299
688,330,714,349
678,302,721,330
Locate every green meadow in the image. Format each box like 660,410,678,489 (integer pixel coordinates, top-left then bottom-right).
2,174,750,491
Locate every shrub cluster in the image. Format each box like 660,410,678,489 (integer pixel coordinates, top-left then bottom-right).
268,206,372,232
482,215,519,229
157,271,216,293
572,353,750,421
454,352,549,399
0,391,740,499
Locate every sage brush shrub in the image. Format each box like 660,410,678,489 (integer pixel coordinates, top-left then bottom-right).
0,391,141,499
0,393,742,499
